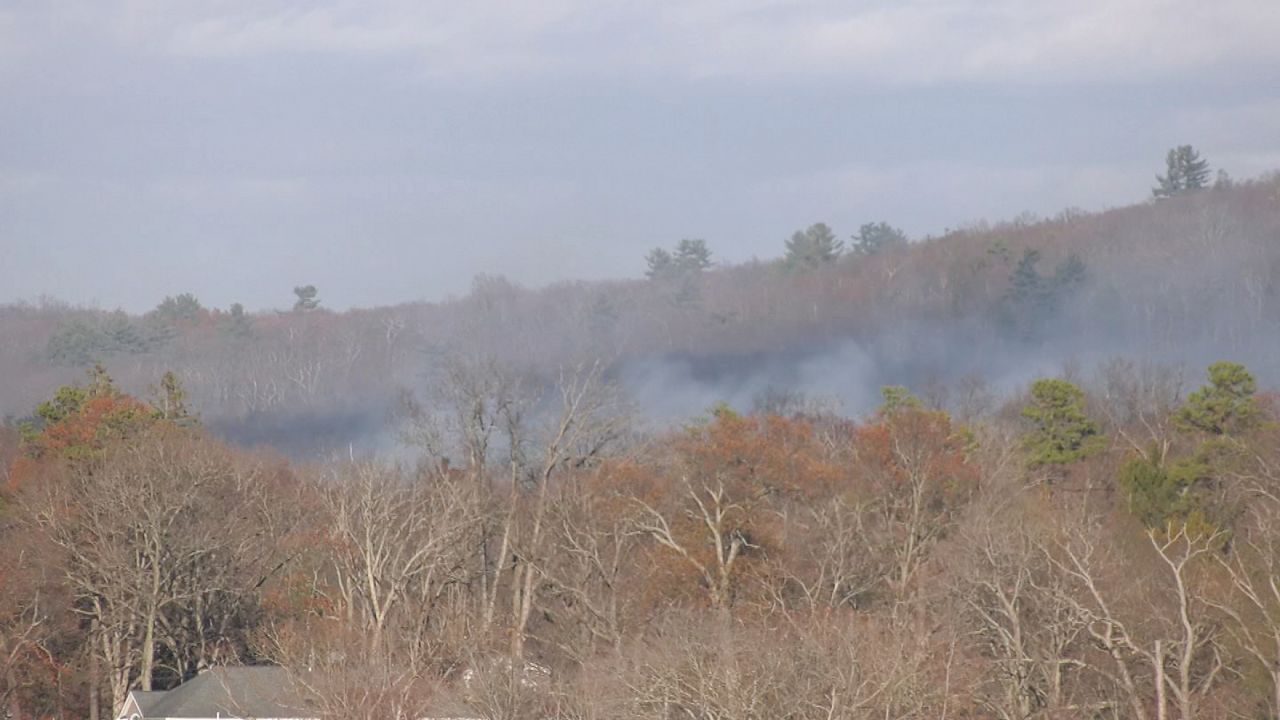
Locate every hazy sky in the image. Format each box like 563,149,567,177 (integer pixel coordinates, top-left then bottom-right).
3,0,1279,312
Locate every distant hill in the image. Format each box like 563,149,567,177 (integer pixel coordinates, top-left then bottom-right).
3,173,1278,454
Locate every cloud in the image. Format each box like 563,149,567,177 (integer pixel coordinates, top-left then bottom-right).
673,0,1280,84
5,0,1278,85
2,0,1277,314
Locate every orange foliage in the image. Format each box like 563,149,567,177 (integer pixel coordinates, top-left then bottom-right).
7,388,154,495
27,394,152,458
855,405,977,499
674,410,856,499
622,410,862,611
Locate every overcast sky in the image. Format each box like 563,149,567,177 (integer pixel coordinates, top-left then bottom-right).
3,0,1279,312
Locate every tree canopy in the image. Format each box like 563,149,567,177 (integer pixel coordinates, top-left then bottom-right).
1153,144,1211,198
784,223,842,270
646,239,712,281
1175,360,1259,436
850,221,907,257
292,285,320,312
1020,378,1103,467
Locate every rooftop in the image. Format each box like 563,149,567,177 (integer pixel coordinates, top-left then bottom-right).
127,666,314,719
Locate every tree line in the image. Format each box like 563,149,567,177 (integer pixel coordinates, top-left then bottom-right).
0,154,1274,459
3,354,1280,719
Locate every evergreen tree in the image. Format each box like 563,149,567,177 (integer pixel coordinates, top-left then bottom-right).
784,223,843,270
850,222,907,257
1009,249,1046,304
1119,442,1230,531
644,248,674,280
646,240,711,281
1153,145,1211,198
1021,378,1104,467
878,385,921,415
24,365,119,440
47,312,166,366
293,285,320,312
673,239,712,271
646,239,712,285
45,319,106,366
152,293,203,324
645,240,713,308
1002,250,1088,339
1003,249,1050,339
219,303,254,340
1117,455,1197,529
151,370,195,424
1175,361,1259,436
1052,253,1086,291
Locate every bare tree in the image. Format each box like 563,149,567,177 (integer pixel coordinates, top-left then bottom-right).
611,611,947,720
635,477,756,613
859,406,977,603
1209,460,1280,720
0,588,52,720
539,471,642,661
1045,509,1226,720
769,495,885,613
29,428,281,711
954,488,1106,719
317,461,479,661
1095,359,1185,464
506,361,630,659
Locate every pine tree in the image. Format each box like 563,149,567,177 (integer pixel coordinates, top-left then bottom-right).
673,239,712,271
850,222,907,257
220,303,254,339
1009,249,1046,304
646,240,711,281
645,240,713,308
1052,254,1086,291
784,223,843,270
644,248,674,280
292,285,320,312
152,370,195,424
1002,250,1089,339
1021,378,1103,467
1153,145,1211,198
1179,145,1211,190
152,293,203,324
1175,361,1259,436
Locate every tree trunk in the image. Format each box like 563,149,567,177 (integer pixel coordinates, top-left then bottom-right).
89,626,100,720
1155,641,1167,720
483,465,519,632
140,559,162,692
1273,666,1280,720
140,611,155,692
6,666,22,720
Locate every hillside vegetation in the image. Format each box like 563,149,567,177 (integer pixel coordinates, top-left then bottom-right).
2,173,1277,452
4,175,1280,719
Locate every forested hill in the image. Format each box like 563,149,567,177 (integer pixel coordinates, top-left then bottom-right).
2,173,1278,453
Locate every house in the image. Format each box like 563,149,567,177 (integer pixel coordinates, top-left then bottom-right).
115,666,484,720
115,666,315,720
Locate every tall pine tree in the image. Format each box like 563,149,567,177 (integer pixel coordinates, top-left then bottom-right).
1153,145,1211,198
784,223,843,270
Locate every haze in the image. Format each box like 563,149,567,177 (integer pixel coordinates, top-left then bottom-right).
3,0,1279,312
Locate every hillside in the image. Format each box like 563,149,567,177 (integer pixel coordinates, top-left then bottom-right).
6,174,1280,720
2,173,1277,452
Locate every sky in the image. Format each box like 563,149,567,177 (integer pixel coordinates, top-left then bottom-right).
2,0,1279,313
